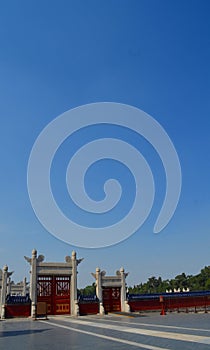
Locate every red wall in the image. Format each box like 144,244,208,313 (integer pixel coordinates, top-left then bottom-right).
128,295,210,312
79,302,99,315
5,304,31,318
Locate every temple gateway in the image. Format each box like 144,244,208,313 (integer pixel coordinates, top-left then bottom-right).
1,249,210,319
0,249,129,318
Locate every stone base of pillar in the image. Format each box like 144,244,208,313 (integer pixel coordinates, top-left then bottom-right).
73,300,79,316
124,301,130,313
1,305,5,319
31,302,36,319
99,302,105,315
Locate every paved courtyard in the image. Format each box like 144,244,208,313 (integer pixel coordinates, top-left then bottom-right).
0,312,210,350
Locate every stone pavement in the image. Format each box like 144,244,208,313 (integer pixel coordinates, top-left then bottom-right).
1,312,210,349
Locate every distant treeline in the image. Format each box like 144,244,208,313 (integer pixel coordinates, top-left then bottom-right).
79,266,210,296
128,266,210,294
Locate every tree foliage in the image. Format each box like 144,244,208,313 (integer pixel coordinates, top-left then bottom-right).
79,283,96,296
128,266,210,294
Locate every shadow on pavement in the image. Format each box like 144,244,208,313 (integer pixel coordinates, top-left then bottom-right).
0,328,50,338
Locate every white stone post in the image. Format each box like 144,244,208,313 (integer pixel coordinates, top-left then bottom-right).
7,277,11,296
120,267,126,312
1,265,8,319
30,249,37,318
120,267,130,313
23,277,27,296
95,268,102,300
71,251,78,316
95,268,104,315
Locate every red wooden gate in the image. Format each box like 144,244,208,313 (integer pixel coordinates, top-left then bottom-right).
102,287,121,313
37,276,70,315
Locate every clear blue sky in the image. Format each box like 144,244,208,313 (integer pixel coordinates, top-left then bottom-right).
0,1,210,288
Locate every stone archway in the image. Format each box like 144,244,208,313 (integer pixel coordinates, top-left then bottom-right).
92,267,130,314
24,249,83,317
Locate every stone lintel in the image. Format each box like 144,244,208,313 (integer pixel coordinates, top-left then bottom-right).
37,266,73,276
102,281,122,287
38,262,73,268
102,276,121,282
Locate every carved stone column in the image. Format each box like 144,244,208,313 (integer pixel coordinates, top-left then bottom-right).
30,249,37,318
120,267,126,312
1,265,8,319
7,277,11,296
23,277,27,296
92,268,104,315
71,251,78,316
120,267,130,312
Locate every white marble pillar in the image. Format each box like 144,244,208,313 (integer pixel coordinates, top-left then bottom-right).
23,277,27,296
95,268,104,314
120,267,130,313
1,265,8,319
120,267,126,312
7,277,11,296
30,249,37,318
71,251,78,316
95,268,102,300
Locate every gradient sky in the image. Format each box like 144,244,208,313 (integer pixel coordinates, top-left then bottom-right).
0,1,210,288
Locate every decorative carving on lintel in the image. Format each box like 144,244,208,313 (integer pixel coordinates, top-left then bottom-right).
65,256,83,265
77,258,84,265
116,270,129,277
24,256,32,264
24,254,45,264
65,256,71,263
37,255,45,263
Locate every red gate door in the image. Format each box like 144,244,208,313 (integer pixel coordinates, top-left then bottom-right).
37,276,70,315
54,276,70,315
37,276,53,314
102,287,121,313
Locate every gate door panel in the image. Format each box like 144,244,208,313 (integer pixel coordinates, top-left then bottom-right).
37,276,52,314
102,287,121,313
37,276,70,315
55,276,70,314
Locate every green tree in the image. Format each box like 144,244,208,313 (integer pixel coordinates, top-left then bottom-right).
128,265,210,294
79,283,96,296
